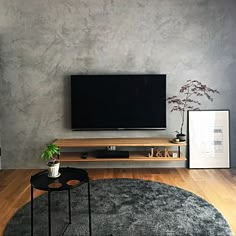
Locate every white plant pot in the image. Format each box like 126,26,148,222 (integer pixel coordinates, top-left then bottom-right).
47,162,60,178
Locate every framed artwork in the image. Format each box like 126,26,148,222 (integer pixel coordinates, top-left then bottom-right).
188,110,230,168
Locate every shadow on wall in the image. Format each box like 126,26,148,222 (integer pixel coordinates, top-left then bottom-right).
0,36,2,169
0,36,3,76
0,35,3,95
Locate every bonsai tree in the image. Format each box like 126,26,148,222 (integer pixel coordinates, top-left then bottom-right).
167,80,220,135
40,144,60,165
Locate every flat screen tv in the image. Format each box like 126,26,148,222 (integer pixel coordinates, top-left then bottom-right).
71,74,166,130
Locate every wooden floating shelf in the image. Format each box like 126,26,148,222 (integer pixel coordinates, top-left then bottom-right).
54,138,187,164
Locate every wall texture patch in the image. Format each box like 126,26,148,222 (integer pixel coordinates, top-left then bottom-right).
0,0,236,168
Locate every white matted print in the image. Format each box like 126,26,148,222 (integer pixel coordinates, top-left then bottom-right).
188,110,230,168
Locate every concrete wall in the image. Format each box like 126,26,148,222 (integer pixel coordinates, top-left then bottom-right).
0,0,236,168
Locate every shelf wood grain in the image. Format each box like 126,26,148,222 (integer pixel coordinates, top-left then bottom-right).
58,152,187,162
53,138,187,147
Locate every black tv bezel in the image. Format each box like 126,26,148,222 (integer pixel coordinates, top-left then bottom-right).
71,74,166,131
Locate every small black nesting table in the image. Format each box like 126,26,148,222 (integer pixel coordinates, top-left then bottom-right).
30,167,91,236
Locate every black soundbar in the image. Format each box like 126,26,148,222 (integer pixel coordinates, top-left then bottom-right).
95,150,129,158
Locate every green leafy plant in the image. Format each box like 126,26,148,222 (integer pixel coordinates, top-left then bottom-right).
40,144,60,164
167,80,220,134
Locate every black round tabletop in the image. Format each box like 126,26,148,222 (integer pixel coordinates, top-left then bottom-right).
30,167,89,191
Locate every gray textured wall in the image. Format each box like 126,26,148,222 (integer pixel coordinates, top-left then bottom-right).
1,0,236,168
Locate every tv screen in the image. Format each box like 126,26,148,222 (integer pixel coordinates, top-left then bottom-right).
71,74,166,130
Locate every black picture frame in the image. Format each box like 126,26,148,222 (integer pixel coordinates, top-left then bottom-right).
188,110,230,169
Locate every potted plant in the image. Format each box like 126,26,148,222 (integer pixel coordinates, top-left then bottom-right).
167,80,220,141
175,131,186,142
41,144,60,178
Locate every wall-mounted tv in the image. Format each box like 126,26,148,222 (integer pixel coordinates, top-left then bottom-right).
71,74,166,130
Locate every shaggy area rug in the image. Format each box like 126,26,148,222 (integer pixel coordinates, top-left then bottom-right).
4,178,232,236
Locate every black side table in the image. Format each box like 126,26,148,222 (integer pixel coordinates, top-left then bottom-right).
30,167,91,236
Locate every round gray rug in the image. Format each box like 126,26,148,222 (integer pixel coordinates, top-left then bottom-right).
4,178,232,236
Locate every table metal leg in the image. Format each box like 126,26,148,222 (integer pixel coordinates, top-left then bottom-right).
48,191,51,236
68,189,72,224
31,185,33,236
88,180,92,236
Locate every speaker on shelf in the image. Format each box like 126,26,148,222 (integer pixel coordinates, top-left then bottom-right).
95,150,129,158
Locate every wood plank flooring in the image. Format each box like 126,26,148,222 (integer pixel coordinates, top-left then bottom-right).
0,168,236,235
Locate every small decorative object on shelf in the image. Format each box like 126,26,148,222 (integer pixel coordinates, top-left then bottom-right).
167,80,220,139
164,148,171,157
170,138,186,144
40,144,60,178
172,152,178,158
148,148,154,157
155,148,163,157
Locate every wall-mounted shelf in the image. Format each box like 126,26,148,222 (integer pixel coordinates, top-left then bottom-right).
53,138,187,163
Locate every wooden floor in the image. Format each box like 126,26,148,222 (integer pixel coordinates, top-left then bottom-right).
0,168,236,235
